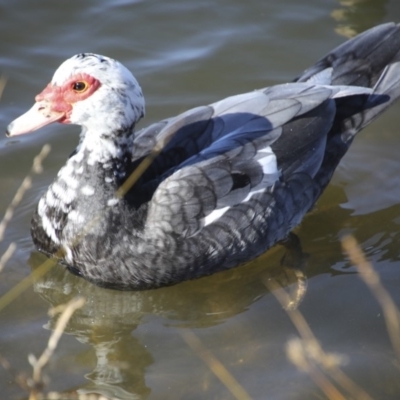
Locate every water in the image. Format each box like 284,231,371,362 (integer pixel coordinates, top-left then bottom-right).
1,0,400,399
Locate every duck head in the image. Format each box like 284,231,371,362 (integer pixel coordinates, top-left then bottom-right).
6,53,145,138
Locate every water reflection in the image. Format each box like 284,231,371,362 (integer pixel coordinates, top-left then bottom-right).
331,0,388,37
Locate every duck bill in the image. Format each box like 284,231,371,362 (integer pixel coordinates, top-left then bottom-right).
6,101,65,137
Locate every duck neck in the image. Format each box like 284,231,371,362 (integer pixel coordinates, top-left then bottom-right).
77,124,135,171
33,125,138,254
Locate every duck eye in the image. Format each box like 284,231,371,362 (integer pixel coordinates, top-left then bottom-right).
72,81,88,92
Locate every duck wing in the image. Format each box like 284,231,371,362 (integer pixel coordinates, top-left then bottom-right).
142,83,372,237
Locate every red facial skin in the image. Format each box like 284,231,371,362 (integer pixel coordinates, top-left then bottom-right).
35,73,101,123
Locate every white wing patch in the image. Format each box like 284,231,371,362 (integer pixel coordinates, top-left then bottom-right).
245,146,279,201
256,146,279,175
204,146,279,226
204,206,230,226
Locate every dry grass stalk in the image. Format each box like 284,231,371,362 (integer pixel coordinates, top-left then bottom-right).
0,242,16,273
286,338,347,400
342,235,400,364
28,296,86,400
266,279,374,400
180,329,252,400
0,257,57,313
0,142,54,313
0,74,7,99
0,144,51,242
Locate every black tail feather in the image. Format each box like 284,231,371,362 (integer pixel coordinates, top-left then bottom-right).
296,23,400,88
297,23,400,204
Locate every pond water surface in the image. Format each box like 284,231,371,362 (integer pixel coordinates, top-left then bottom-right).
1,1,400,399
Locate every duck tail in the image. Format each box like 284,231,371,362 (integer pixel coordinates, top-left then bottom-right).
294,23,400,201
295,22,400,132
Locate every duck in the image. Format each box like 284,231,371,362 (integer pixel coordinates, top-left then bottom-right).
6,23,400,290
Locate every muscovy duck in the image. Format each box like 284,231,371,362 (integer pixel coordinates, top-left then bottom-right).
6,23,400,290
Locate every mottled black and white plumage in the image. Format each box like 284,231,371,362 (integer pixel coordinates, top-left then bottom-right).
7,23,400,289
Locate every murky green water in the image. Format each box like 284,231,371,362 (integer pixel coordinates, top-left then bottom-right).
1,0,400,399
